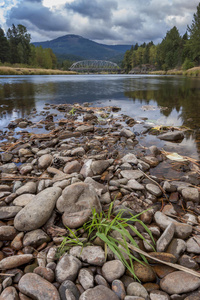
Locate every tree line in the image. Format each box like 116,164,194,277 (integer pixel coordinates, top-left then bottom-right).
0,24,57,69
123,3,200,72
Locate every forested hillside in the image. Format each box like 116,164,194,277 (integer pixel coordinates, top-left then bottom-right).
0,24,57,69
123,3,200,72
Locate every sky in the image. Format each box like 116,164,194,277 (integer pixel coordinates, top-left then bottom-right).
0,0,199,45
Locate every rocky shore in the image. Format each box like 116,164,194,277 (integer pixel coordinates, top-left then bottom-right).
0,102,200,300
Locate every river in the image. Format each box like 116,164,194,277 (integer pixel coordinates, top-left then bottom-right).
0,74,200,160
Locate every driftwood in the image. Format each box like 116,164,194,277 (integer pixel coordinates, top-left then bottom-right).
128,243,200,278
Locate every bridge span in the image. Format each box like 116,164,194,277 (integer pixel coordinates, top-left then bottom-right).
69,60,120,72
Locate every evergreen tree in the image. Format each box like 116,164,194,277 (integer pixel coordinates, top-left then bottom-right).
0,28,10,63
7,24,31,64
187,3,200,64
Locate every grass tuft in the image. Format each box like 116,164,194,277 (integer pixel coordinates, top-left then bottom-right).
57,202,155,280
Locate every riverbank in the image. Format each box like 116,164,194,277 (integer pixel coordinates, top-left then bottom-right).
0,66,76,75
0,102,200,299
149,66,200,77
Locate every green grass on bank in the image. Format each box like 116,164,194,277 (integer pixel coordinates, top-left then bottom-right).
149,66,200,77
0,66,77,75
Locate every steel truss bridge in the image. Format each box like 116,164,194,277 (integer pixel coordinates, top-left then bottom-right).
70,60,120,72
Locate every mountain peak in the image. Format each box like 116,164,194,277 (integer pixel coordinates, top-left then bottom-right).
33,34,132,61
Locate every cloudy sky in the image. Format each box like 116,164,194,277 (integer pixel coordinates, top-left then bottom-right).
0,0,199,45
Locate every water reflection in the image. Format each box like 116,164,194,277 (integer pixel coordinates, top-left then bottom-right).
0,74,200,159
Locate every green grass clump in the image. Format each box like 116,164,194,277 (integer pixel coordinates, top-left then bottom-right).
57,202,155,280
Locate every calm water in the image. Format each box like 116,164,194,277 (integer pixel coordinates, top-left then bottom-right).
0,74,200,159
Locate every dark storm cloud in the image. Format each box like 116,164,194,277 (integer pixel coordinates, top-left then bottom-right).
7,1,71,32
4,0,200,44
66,0,118,20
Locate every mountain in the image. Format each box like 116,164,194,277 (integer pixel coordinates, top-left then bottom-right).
33,34,132,61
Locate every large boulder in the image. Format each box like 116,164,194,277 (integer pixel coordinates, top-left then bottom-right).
56,182,101,228
14,187,62,231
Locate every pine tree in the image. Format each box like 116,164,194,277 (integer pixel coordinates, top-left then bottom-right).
187,3,200,64
0,28,9,63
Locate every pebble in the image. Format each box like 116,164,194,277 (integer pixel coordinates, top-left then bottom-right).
79,285,119,300
127,282,148,298
78,268,94,290
0,226,17,240
55,254,82,283
0,254,33,269
156,223,175,252
102,260,126,282
0,286,19,299
59,280,80,300
70,246,106,266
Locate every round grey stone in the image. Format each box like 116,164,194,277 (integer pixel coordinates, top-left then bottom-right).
102,260,125,282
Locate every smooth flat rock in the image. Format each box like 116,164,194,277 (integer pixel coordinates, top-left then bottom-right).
38,154,53,169
156,223,175,252
0,254,33,269
55,254,82,283
0,286,19,300
0,206,22,219
0,163,17,173
160,271,200,294
91,160,110,175
186,236,200,253
122,153,138,165
120,170,143,180
79,285,119,300
63,160,81,174
0,226,17,240
154,211,192,239
146,183,162,197
14,187,62,231
181,187,199,203
59,280,80,300
19,273,60,299
158,131,184,141
132,261,156,283
13,194,35,207
16,182,37,195
102,260,126,282
70,246,106,266
78,268,94,290
56,182,101,228
127,179,144,190
23,229,50,248
127,282,148,298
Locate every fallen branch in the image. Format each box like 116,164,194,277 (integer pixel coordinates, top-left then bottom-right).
127,243,200,278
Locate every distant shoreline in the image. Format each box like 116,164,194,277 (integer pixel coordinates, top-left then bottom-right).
149,66,200,77
0,66,77,75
